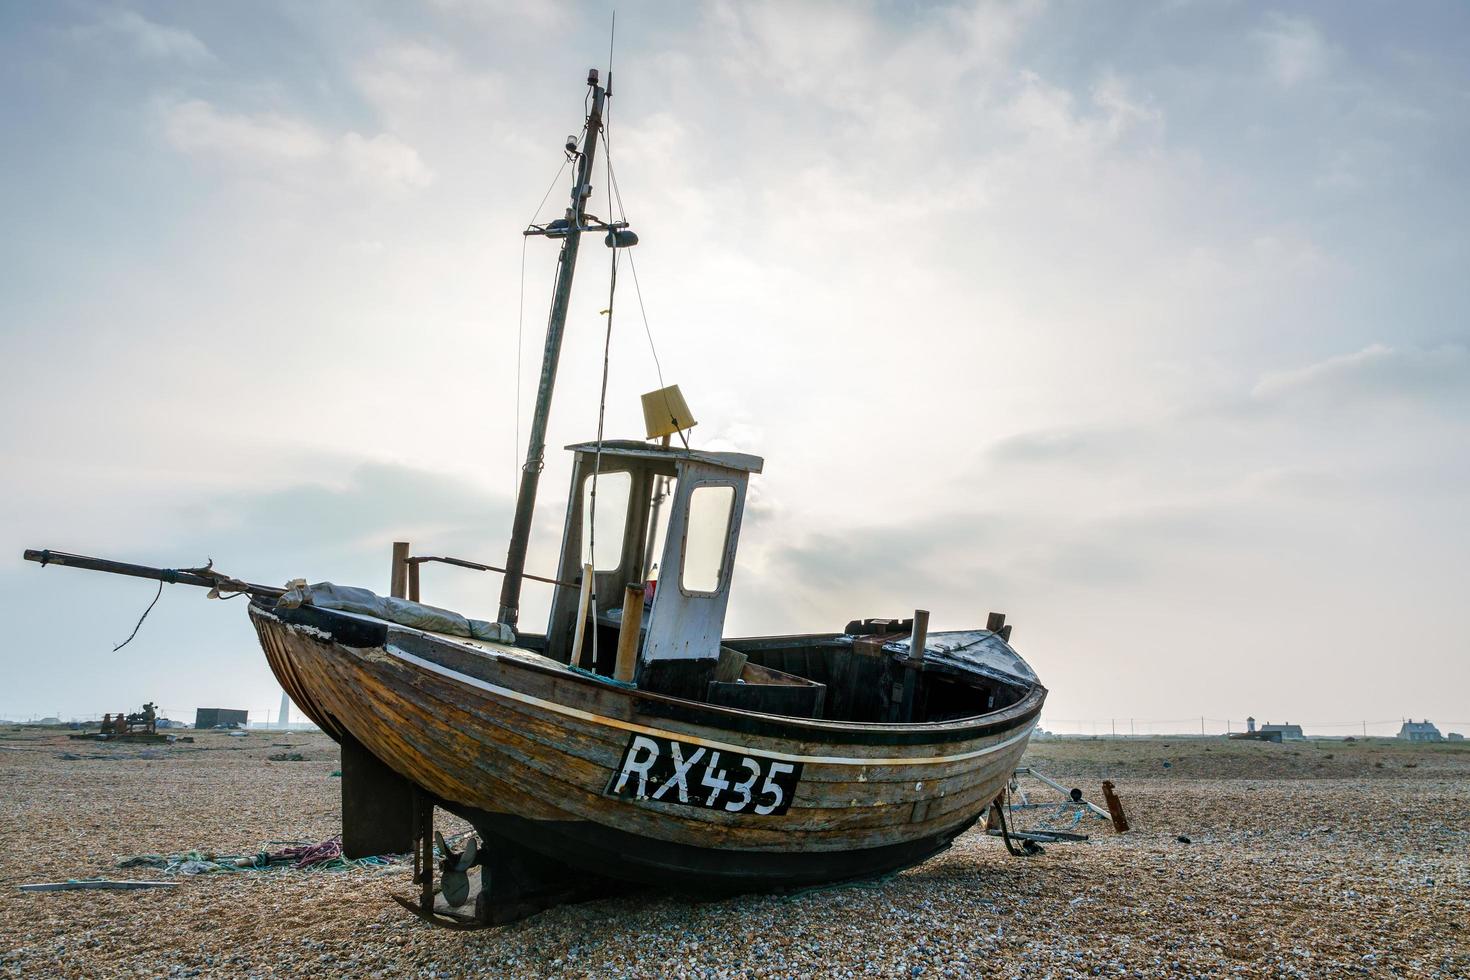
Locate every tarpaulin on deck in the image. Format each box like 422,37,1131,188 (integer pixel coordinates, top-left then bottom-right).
276,582,515,644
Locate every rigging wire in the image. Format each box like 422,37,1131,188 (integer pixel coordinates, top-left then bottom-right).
586,28,619,667
602,146,668,395
515,156,572,493
515,238,526,497
596,47,674,427
586,245,619,672
602,133,683,449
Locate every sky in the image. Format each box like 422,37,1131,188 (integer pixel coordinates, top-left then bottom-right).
2,1,1466,735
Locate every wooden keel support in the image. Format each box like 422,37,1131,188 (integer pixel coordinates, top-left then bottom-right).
341,730,416,859
615,584,644,683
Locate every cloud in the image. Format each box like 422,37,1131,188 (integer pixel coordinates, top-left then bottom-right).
164,99,329,161
8,0,1470,729
340,132,435,188
1258,13,1328,88
987,427,1121,465
423,0,570,30
162,99,434,188
1252,343,1470,410
84,8,214,65
0,458,516,722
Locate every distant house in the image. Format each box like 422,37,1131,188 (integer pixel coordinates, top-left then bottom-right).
1260,721,1304,740
1448,732,1464,742
1397,720,1442,742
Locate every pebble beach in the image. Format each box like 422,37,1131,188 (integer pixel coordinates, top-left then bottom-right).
2,728,1465,978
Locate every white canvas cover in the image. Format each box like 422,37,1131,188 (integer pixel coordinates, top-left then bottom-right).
276,582,514,644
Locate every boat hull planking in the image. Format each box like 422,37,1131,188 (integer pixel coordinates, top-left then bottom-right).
249,599,1043,888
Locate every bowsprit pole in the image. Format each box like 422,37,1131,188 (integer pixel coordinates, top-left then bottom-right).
498,69,608,628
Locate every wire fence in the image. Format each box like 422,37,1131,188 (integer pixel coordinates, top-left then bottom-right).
1037,717,1470,737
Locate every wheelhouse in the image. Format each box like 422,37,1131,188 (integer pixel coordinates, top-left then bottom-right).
546,440,761,697
544,439,1034,723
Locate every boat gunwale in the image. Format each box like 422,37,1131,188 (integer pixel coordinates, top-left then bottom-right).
249,599,1047,749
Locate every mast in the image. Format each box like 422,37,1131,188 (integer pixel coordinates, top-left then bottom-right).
499,68,607,627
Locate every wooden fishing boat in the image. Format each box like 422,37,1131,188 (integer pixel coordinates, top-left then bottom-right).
24,64,1046,925
246,441,1045,898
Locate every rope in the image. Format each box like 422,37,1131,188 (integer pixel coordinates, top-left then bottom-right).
113,579,164,652
569,661,636,689
121,836,401,876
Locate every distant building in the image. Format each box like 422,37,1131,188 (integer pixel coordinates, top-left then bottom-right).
1229,729,1282,743
195,708,249,729
1447,732,1464,742
1260,721,1304,740
1397,720,1442,742
1246,716,1257,734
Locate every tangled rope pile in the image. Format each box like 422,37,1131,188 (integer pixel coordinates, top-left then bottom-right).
117,836,400,876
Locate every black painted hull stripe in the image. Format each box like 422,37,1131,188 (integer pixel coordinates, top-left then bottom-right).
255,600,1046,747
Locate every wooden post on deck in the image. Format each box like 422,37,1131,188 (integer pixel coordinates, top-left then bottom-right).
614,584,644,683
894,609,930,723
391,542,410,599
910,609,930,661
408,559,420,603
572,563,595,669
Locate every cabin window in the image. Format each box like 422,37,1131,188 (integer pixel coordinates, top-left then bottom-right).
581,471,631,572
681,484,735,594
643,476,677,581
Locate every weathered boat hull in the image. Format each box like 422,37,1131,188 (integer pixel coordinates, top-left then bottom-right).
250,599,1043,889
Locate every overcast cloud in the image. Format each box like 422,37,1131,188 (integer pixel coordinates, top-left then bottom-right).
2,1,1466,734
